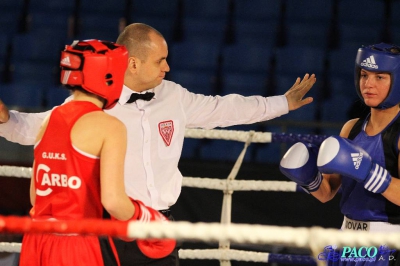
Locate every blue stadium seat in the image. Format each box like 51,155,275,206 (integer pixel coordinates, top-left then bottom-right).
169,41,221,72
132,0,179,18
167,69,217,96
77,14,121,41
130,16,176,43
234,20,278,46
390,1,400,43
181,138,202,159
0,82,43,108
199,139,255,162
29,11,72,41
183,0,229,20
28,0,74,13
321,94,355,124
285,22,330,48
275,46,326,77
0,34,9,61
181,0,229,44
320,94,358,136
390,25,400,45
337,0,385,26
327,47,359,77
328,75,357,99
12,61,57,86
233,0,281,22
391,0,400,24
0,12,20,37
45,85,71,108
0,0,23,11
130,0,179,42
254,125,284,164
232,0,280,45
11,33,64,63
281,101,317,122
222,73,268,96
285,0,333,24
77,0,125,41
221,43,272,96
222,43,273,74
80,0,125,16
254,142,282,164
182,18,227,44
338,24,382,49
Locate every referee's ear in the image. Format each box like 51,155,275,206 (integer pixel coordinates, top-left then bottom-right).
127,57,138,72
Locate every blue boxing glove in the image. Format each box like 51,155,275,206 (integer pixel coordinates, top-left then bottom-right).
280,142,322,193
317,136,392,194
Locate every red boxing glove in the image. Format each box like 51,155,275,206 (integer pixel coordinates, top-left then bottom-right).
130,199,167,222
131,199,176,259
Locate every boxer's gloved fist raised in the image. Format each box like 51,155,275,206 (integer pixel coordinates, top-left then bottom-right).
130,199,176,259
280,142,322,193
317,136,392,194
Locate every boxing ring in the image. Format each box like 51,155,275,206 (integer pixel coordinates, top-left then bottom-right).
1,128,400,266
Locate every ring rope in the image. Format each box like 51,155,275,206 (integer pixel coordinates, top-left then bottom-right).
0,242,21,253
183,177,297,192
0,166,298,192
0,244,315,265
0,166,32,178
1,216,400,250
184,128,327,144
219,131,255,251
178,249,315,265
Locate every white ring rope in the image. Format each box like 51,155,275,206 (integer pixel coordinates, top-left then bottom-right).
2,222,400,254
184,128,272,143
183,177,297,192
0,245,273,263
0,242,21,253
0,244,270,263
0,166,32,178
178,249,269,262
0,168,298,192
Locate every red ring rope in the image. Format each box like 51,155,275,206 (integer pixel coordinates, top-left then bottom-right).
0,215,128,237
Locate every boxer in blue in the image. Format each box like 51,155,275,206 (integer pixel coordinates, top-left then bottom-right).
280,43,400,265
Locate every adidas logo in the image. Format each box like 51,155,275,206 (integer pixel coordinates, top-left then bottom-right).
360,55,378,69
60,56,71,66
351,152,363,169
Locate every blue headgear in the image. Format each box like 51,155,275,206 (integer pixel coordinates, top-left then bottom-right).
354,43,400,109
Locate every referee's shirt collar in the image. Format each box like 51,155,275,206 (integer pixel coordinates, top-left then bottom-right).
119,85,156,105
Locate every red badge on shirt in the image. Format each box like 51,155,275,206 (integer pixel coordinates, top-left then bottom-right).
158,120,174,146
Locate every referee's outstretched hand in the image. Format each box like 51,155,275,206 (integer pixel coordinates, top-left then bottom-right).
284,73,316,111
0,99,9,124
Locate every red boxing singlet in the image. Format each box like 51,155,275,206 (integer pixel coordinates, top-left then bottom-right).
20,101,119,266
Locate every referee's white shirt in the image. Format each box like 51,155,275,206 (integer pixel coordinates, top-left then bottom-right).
0,80,289,210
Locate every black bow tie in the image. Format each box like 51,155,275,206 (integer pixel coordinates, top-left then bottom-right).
126,92,155,103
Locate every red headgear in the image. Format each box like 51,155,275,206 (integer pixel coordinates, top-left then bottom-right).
60,39,128,109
